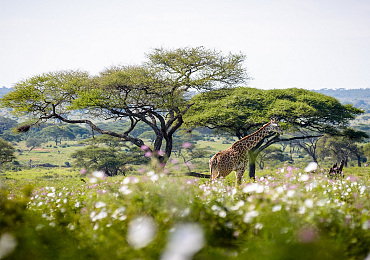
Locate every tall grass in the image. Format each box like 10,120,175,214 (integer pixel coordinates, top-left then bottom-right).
1,163,369,259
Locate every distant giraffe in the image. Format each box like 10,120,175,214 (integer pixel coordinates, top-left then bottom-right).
209,119,283,185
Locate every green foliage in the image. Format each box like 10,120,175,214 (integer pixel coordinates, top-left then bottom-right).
25,137,44,149
147,47,248,90
185,87,267,138
0,47,248,160
185,87,366,177
0,165,369,259
71,135,147,176
256,146,291,169
41,125,76,145
317,134,366,167
186,87,364,137
0,116,17,134
0,70,90,117
363,143,370,161
0,138,16,164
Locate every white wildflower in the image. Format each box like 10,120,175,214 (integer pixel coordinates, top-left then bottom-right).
286,190,296,198
119,185,132,195
89,177,98,184
219,210,227,218
242,183,259,193
230,200,245,211
67,224,75,231
122,177,131,185
298,206,306,214
299,174,310,182
211,205,222,211
243,210,259,223
362,221,370,230
112,207,127,221
255,223,263,230
147,171,155,176
180,208,191,218
317,199,327,207
304,162,318,172
127,216,157,249
304,199,314,208
92,171,105,179
95,201,106,208
0,233,17,259
272,205,282,212
90,209,108,222
161,223,205,260
150,174,159,182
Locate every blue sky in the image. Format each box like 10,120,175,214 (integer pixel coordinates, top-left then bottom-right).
1,0,369,89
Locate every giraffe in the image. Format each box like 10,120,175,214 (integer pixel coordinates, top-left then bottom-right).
209,119,283,185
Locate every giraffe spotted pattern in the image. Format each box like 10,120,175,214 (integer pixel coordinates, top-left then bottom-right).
209,119,283,186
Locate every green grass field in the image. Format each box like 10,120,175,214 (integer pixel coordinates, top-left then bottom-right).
1,162,369,259
14,140,84,167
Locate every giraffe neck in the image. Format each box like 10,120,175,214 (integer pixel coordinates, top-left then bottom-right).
232,123,271,153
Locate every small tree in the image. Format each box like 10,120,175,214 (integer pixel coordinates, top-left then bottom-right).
363,143,370,163
0,138,16,165
71,135,147,176
256,146,291,170
41,125,76,146
26,137,44,152
292,132,322,163
317,129,368,167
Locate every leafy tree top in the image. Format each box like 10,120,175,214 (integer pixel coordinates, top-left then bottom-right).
185,87,364,139
0,47,248,160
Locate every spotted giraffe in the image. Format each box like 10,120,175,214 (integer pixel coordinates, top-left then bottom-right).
209,119,283,185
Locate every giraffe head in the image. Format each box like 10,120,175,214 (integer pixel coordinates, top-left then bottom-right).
267,118,283,135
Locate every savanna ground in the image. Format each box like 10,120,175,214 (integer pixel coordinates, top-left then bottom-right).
1,155,370,260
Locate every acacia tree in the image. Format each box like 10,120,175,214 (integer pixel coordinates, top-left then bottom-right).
41,125,76,146
0,47,248,163
185,87,365,178
71,135,146,176
317,129,368,167
292,132,322,163
256,146,290,170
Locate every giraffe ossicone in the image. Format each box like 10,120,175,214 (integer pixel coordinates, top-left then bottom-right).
209,119,283,186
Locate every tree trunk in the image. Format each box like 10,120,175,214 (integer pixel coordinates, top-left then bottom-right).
249,160,256,179
248,150,258,179
355,153,362,167
164,136,173,162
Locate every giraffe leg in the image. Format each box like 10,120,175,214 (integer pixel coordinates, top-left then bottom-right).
235,166,246,186
211,170,220,180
